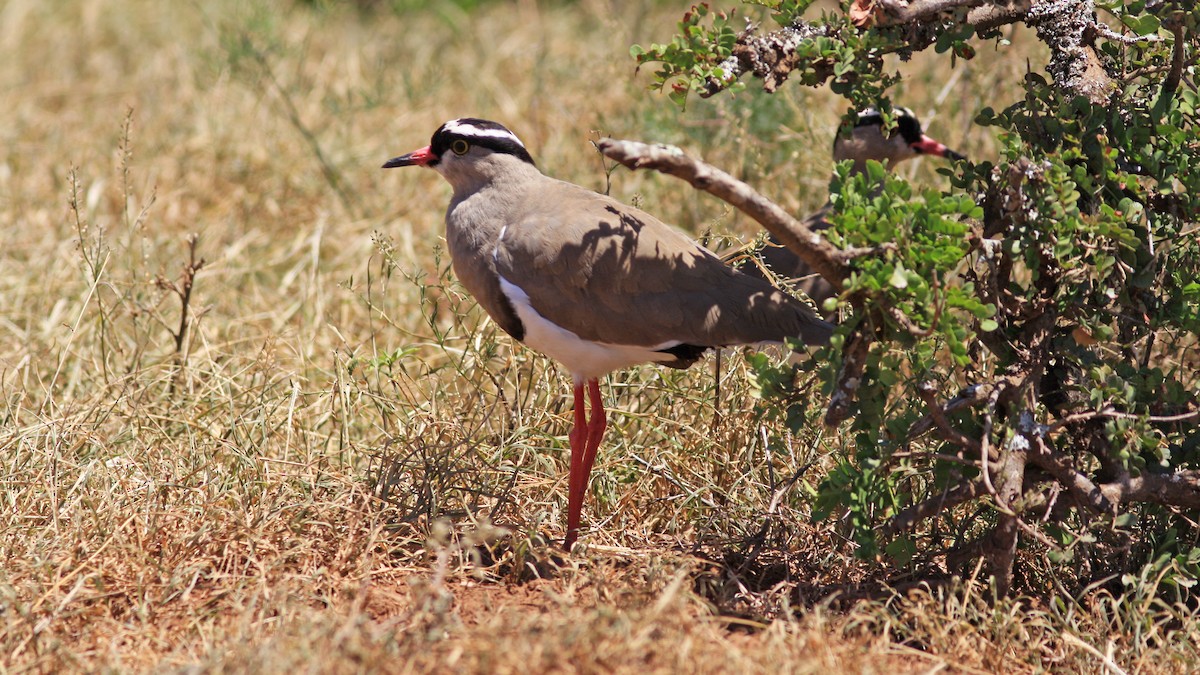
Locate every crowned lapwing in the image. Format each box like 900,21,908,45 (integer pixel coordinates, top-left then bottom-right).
384,118,833,549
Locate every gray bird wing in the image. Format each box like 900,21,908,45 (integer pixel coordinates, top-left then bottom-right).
492,180,833,350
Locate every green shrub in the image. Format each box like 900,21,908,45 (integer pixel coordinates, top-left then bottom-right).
633,0,1200,597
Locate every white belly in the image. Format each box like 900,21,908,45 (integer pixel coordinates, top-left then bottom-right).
497,275,681,383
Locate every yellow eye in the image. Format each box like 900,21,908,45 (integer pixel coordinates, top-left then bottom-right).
450,139,470,155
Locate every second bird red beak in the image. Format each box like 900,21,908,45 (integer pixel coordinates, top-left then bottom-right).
911,135,966,161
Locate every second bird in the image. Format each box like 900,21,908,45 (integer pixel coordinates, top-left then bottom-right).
746,108,964,308
384,118,833,550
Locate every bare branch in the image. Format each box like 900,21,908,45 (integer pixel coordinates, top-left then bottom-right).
1164,19,1188,95
155,234,206,395
1027,435,1114,514
906,382,995,440
873,0,994,26
887,306,933,337
969,0,1035,34
1046,406,1200,433
1025,0,1115,103
707,2,1030,98
883,479,988,535
880,432,1190,549
824,326,872,426
596,138,848,286
892,449,993,468
915,381,983,454
708,0,1124,104
1100,471,1200,510
979,386,1001,501
716,22,832,96
1091,20,1161,45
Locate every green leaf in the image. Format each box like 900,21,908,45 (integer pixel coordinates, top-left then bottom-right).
885,536,917,564
1121,13,1160,36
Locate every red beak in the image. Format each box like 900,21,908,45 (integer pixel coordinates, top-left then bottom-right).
911,134,965,161
382,145,436,168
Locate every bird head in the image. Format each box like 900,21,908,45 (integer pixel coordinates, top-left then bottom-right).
383,118,537,190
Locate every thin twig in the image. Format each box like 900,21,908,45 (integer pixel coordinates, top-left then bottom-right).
890,450,987,468
888,293,943,339
1046,406,1200,434
156,235,206,394
915,381,983,454
840,242,898,260
883,480,987,535
1091,20,1161,45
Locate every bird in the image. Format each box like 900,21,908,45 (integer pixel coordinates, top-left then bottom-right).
743,107,965,309
383,118,834,550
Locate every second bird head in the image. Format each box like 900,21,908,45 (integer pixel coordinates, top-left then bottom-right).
833,107,965,171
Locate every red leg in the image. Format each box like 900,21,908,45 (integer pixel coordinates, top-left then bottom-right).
564,382,589,550
564,378,607,551
582,378,607,486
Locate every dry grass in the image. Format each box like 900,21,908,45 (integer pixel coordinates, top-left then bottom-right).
1,0,1196,672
